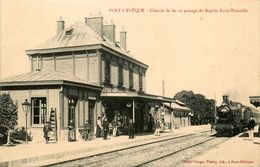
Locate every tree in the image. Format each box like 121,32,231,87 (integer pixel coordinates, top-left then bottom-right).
173,90,215,124
0,94,18,144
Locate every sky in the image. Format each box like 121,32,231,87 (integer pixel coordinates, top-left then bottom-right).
0,0,259,107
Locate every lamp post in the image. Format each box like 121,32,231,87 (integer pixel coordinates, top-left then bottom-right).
22,99,31,143
127,101,134,123
126,102,132,108
188,112,193,126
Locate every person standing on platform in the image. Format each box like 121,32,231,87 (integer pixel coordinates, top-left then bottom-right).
111,117,118,137
128,119,135,139
102,117,109,140
43,121,52,144
154,119,161,136
96,117,102,138
68,120,75,141
248,116,255,139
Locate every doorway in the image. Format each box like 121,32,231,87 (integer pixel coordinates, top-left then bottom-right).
68,98,77,141
89,100,95,131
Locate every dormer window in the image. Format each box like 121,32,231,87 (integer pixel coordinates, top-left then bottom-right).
65,28,74,35
115,42,121,48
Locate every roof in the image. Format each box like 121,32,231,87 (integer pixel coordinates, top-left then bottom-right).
249,96,260,101
25,21,148,68
249,96,260,107
164,103,191,111
174,100,186,106
0,70,102,90
101,92,175,103
33,22,101,50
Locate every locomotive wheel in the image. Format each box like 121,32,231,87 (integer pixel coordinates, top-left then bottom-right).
216,133,221,137
232,130,236,136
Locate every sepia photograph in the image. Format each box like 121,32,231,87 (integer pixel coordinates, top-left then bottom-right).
0,0,260,166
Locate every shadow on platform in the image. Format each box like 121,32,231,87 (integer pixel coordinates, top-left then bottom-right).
239,132,260,137
253,142,260,145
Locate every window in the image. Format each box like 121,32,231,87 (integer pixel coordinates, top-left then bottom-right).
68,98,77,122
104,60,111,84
129,70,134,89
139,73,143,91
65,28,74,35
118,66,123,87
31,97,47,124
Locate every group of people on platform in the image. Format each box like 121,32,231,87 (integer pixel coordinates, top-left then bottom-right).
43,115,257,143
64,115,135,142
97,116,135,140
43,116,168,143
154,119,167,136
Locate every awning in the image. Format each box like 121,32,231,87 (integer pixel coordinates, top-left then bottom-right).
163,103,191,111
163,103,191,117
101,92,175,103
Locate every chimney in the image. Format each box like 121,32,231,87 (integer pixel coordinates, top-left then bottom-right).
57,16,65,34
222,95,229,104
85,13,103,37
103,20,115,43
120,28,127,50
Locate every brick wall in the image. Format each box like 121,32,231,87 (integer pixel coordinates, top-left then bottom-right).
101,59,105,83
42,60,54,71
56,58,74,74
123,68,129,88
75,57,88,81
142,75,146,92
88,56,98,83
133,72,139,91
111,64,118,87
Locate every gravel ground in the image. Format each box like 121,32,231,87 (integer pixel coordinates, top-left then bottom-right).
184,131,260,167
143,136,229,167
49,131,222,167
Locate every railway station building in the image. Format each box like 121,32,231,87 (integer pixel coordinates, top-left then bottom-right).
0,15,190,142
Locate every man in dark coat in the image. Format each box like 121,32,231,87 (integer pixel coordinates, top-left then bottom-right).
102,117,109,140
128,119,135,139
248,116,255,139
96,117,102,138
43,121,52,144
68,120,75,141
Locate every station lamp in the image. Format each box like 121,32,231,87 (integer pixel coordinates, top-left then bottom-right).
22,99,31,143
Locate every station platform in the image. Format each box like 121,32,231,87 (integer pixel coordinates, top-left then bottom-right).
183,125,260,167
0,125,210,167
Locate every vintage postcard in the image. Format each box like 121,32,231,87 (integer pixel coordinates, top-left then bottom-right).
0,0,259,166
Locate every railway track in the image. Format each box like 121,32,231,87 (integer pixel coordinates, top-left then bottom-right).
138,137,228,167
47,131,228,167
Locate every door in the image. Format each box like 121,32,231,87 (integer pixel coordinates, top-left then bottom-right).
89,100,95,131
68,98,77,140
68,98,77,123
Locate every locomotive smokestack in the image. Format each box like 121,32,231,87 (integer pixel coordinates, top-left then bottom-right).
223,95,229,103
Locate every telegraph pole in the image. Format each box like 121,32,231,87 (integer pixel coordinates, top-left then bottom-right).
162,80,165,120
214,92,217,124
162,80,165,97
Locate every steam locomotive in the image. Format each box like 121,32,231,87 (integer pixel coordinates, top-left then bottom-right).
214,95,256,136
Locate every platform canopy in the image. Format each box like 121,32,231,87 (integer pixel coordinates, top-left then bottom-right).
101,91,175,103
249,96,260,107
163,103,191,111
